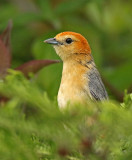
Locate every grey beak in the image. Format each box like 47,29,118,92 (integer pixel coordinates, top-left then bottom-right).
44,38,59,45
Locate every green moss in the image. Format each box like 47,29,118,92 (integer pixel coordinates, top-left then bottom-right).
0,71,132,160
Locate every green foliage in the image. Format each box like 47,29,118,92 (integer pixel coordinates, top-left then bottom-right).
0,0,132,159
0,71,132,160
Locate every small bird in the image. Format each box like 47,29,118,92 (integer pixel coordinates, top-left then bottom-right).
44,32,108,108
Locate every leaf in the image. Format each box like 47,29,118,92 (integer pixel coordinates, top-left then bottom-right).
0,40,11,78
15,59,60,78
0,20,12,53
0,96,9,104
0,20,12,78
55,0,87,15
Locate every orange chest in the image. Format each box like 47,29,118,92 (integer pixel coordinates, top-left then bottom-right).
57,62,90,107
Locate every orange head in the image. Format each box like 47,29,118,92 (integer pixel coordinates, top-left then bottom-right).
44,31,91,61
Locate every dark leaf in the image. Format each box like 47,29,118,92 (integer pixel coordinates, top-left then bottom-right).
0,20,13,53
0,95,9,104
15,59,60,78
0,39,11,78
0,20,12,78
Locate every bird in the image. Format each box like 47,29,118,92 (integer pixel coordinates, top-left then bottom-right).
44,31,108,108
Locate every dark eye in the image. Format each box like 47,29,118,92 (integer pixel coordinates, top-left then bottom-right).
66,38,73,44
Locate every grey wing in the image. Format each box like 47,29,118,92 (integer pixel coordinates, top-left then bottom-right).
88,67,108,101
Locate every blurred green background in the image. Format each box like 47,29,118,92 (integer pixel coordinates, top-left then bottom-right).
0,0,132,100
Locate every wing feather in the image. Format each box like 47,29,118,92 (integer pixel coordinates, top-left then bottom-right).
88,66,108,101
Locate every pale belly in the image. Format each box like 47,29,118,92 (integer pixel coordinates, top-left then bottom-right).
57,77,91,108
57,61,92,108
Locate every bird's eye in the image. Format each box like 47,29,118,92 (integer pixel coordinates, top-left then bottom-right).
66,38,73,44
